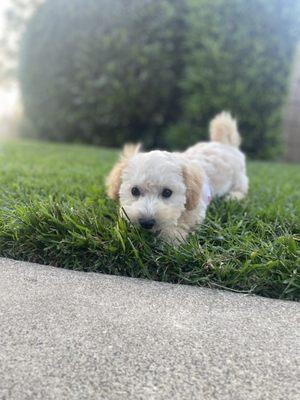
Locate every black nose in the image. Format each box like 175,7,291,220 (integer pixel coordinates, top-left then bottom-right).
139,218,156,230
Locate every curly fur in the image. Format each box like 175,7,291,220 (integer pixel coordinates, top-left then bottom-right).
106,112,248,244
106,143,141,199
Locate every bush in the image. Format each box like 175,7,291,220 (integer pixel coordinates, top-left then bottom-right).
20,0,300,158
166,0,300,158
20,0,186,147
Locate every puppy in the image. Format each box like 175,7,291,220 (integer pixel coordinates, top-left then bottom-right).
106,112,248,244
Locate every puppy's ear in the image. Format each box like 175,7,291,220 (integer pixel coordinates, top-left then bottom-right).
106,143,141,200
182,164,203,210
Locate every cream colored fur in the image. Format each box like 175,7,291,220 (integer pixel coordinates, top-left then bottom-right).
106,112,248,244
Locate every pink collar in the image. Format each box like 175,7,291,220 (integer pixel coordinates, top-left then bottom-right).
203,180,212,206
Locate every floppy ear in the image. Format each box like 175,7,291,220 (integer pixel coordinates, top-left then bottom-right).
182,164,203,210
106,143,141,200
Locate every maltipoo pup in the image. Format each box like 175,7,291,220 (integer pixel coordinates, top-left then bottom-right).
106,112,248,244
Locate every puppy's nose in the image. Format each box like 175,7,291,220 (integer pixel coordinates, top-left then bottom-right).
139,218,156,230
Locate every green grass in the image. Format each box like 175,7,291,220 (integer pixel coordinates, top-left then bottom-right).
0,139,299,300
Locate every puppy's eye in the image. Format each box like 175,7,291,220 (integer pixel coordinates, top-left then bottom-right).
162,188,172,198
131,186,140,197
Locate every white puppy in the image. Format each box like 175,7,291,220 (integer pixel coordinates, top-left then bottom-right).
106,112,248,244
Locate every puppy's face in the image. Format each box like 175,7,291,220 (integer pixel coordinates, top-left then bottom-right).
119,151,187,232
106,146,203,236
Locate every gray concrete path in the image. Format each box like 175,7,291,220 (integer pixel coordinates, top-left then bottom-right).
0,258,299,400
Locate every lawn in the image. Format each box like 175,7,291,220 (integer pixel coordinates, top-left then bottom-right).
0,139,299,300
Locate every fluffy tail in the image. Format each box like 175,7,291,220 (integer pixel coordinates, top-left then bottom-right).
209,111,241,148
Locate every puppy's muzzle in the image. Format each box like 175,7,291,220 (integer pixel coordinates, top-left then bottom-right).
139,218,156,230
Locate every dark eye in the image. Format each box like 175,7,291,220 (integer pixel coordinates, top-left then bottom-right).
162,188,172,198
131,186,140,197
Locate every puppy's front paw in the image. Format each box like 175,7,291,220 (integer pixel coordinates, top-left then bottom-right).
226,191,247,201
159,227,188,246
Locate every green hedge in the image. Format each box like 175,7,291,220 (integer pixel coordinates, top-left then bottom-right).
20,0,186,147
166,0,300,158
20,0,300,158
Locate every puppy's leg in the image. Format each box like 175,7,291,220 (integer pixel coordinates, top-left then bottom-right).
159,226,189,245
227,172,249,200
159,209,204,245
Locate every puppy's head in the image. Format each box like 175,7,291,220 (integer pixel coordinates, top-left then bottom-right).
106,145,203,232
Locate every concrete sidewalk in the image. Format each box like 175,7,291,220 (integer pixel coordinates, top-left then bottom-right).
0,258,299,400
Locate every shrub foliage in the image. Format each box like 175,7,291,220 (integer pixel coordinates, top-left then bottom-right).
20,0,300,157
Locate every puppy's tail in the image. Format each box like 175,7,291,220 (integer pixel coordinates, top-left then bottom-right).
209,111,241,148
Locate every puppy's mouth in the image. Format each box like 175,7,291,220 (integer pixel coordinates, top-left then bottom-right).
140,226,162,236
